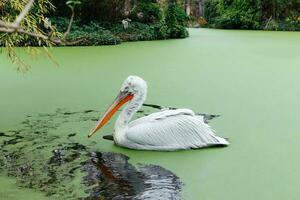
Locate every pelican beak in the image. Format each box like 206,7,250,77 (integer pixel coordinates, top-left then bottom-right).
88,91,133,138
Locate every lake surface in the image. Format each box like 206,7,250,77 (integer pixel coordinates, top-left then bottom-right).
1,28,300,200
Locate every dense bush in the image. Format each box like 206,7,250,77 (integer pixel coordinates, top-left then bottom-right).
204,0,300,30
130,0,162,23
205,0,262,29
47,17,183,45
105,21,177,41
153,21,169,39
165,0,189,38
109,22,155,41
66,24,121,46
49,18,120,45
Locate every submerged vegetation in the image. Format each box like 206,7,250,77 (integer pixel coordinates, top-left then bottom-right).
0,108,183,199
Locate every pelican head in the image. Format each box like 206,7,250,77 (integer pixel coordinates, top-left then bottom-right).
120,76,147,95
88,76,147,138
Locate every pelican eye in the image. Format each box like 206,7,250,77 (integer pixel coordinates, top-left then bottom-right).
123,86,129,92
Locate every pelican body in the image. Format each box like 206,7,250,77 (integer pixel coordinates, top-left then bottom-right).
88,76,229,151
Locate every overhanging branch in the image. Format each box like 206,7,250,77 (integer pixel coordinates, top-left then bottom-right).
0,0,80,46
14,0,35,27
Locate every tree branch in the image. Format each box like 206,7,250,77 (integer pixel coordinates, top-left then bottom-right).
0,20,7,27
63,8,75,38
0,26,83,45
0,0,81,46
14,0,35,27
0,0,82,71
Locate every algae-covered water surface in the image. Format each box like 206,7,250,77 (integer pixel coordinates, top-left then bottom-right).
1,28,300,200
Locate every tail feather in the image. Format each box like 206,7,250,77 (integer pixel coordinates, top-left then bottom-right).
197,113,220,123
215,136,230,146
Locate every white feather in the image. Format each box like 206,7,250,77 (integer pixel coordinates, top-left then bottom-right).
121,109,229,150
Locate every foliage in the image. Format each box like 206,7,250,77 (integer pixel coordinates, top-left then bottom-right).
109,22,156,41
49,18,174,44
49,0,190,43
153,21,169,39
165,0,189,38
130,0,162,23
49,17,74,32
66,22,121,45
0,0,84,71
204,0,300,30
51,0,163,24
51,0,125,23
204,0,262,29
48,18,119,45
112,21,173,41
0,0,59,71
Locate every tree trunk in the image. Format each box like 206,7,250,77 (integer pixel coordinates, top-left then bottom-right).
124,0,131,16
199,0,205,17
185,0,191,16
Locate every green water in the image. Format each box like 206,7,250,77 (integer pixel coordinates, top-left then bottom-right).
1,28,300,199
0,177,49,200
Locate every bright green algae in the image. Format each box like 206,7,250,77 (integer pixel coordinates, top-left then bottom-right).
1,28,300,200
0,176,50,200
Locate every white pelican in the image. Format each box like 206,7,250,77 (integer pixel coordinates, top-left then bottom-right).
88,76,229,151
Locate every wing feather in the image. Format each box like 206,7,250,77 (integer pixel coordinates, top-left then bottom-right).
125,109,229,150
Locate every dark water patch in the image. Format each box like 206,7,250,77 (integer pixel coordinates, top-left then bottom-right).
3,138,19,145
67,133,76,138
18,164,34,177
3,135,24,146
49,149,66,165
66,143,87,151
36,145,46,149
102,135,114,141
83,110,97,113
83,152,182,200
63,111,78,115
0,108,183,199
0,132,11,137
69,166,81,174
48,143,88,165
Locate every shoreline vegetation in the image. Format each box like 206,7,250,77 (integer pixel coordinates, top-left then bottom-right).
5,17,189,47
202,0,300,31
1,0,299,47
0,0,189,47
